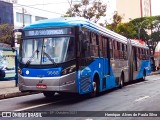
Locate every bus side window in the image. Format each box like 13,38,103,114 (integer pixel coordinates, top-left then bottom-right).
81,28,90,58
140,48,142,60
119,43,123,59
99,35,103,57
114,41,120,59
109,39,113,58
90,32,98,57
103,37,108,58
123,44,127,60
138,48,140,59
144,49,147,60
117,41,121,59
122,43,124,59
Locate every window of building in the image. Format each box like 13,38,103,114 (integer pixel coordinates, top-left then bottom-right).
35,16,47,21
16,12,31,24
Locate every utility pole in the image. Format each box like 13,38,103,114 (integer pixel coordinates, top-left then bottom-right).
22,8,25,27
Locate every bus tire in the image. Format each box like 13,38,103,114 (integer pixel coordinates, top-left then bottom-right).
90,75,99,97
142,70,146,81
119,74,124,88
43,91,55,98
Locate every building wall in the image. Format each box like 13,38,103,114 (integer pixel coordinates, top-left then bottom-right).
116,0,151,23
141,0,152,17
13,6,48,29
0,1,13,24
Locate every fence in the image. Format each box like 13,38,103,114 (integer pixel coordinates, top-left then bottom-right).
0,48,18,86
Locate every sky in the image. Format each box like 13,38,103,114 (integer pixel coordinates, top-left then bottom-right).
14,0,160,21
151,0,160,16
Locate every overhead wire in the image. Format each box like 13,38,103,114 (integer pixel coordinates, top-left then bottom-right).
0,0,100,15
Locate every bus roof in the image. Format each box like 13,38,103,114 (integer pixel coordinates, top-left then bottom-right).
24,17,90,29
130,39,149,49
24,17,127,43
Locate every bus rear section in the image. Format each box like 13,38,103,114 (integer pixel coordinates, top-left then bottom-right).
129,39,151,81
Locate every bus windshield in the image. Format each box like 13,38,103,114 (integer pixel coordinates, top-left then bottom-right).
20,37,75,65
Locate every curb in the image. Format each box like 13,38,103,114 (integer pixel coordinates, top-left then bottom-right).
150,71,160,75
0,92,40,100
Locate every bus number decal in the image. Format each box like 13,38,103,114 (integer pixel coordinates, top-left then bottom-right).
47,71,59,76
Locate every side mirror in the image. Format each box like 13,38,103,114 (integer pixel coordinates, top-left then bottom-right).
11,29,23,48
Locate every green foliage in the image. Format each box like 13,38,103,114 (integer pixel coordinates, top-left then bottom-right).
114,23,137,38
107,15,160,56
64,0,107,23
0,24,13,44
106,12,122,31
130,16,160,55
151,31,160,42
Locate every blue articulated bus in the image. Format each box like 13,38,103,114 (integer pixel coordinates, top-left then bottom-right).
13,17,151,98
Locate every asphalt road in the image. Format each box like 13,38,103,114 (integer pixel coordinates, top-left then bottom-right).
1,75,160,120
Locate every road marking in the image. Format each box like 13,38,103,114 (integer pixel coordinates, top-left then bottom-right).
135,96,150,102
85,119,93,120
14,99,65,111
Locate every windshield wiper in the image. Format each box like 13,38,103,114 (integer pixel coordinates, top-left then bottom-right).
25,49,39,67
43,51,57,67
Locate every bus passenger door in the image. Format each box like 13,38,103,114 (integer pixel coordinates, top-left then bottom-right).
102,37,109,90
78,29,92,94
133,47,138,79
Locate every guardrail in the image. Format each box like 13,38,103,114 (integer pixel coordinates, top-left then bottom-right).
0,48,18,87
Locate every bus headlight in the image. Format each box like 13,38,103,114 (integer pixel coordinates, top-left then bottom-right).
62,65,76,75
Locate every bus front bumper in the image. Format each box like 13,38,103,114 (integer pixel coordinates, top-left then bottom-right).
18,72,77,93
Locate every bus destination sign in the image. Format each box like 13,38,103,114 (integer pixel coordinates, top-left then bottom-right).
25,28,71,37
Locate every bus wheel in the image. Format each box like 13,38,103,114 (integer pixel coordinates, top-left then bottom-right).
142,70,146,81
43,91,55,98
90,81,97,97
119,75,124,88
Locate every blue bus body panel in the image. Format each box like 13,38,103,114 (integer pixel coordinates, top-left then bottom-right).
136,60,151,79
22,67,62,77
77,58,118,94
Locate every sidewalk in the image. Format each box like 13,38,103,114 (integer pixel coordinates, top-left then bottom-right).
0,71,160,100
0,80,39,100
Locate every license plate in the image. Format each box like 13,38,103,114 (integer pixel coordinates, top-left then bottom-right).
36,84,47,89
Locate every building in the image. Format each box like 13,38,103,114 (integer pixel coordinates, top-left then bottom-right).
0,0,49,28
0,0,14,24
116,0,152,22
13,2,48,29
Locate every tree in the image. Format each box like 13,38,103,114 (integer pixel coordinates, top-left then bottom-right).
0,24,13,44
107,15,160,57
129,16,160,56
106,11,122,31
107,15,160,71
114,22,137,38
64,0,107,23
